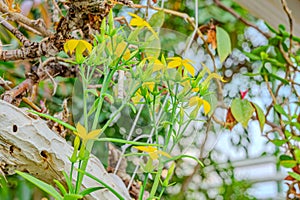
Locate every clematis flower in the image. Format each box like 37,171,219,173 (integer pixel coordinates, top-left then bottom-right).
129,13,158,39
73,123,101,144
64,39,92,55
167,57,195,76
134,146,171,160
189,96,211,115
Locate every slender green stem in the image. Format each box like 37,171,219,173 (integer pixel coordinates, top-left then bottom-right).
139,173,149,200
70,162,75,191
149,84,179,197
75,160,82,193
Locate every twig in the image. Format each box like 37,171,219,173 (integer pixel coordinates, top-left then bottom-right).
0,1,51,36
280,0,293,55
0,16,32,47
0,76,12,90
213,0,270,39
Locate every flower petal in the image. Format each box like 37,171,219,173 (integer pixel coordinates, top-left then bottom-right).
182,61,195,76
75,122,87,138
86,129,101,140
167,60,181,68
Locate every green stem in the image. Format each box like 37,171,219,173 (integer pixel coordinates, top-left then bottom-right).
75,160,82,193
139,173,149,200
149,84,179,197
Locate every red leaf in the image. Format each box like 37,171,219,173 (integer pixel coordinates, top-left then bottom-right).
226,107,237,130
240,89,248,99
285,175,295,181
293,166,300,174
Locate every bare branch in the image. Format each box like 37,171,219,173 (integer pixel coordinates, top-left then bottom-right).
0,0,51,36
213,0,270,38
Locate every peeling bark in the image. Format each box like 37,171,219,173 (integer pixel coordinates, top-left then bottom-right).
0,100,131,199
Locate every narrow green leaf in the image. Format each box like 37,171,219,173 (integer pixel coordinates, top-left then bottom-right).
251,103,265,132
76,169,125,200
27,110,76,132
62,171,74,193
88,98,100,117
231,99,255,128
15,171,63,200
63,194,83,200
127,102,137,114
216,26,231,63
268,73,289,84
80,187,104,196
54,180,67,196
243,51,260,60
288,172,300,181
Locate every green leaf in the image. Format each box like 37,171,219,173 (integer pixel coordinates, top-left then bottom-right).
80,187,103,196
127,27,142,43
288,172,300,181
291,122,300,130
243,51,260,61
274,104,288,118
295,149,300,162
280,160,297,168
88,98,100,117
231,99,255,128
144,34,161,59
268,73,289,84
54,180,67,196
216,26,231,63
62,171,74,193
149,10,165,28
127,102,137,114
27,110,76,132
270,139,287,146
63,194,83,200
15,171,63,200
251,103,265,132
143,158,155,173
76,169,125,200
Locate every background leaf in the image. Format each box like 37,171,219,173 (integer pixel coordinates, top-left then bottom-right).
251,102,265,132
216,26,231,62
231,98,254,128
149,10,165,28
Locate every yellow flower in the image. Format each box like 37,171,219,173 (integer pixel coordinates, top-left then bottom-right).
106,35,131,60
64,39,92,55
73,123,101,144
167,57,195,76
128,13,158,39
131,82,156,105
134,146,171,160
189,96,211,115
